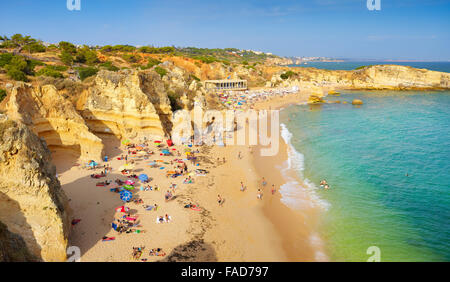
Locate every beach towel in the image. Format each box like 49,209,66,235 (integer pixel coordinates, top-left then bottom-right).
71,219,81,226
102,237,115,242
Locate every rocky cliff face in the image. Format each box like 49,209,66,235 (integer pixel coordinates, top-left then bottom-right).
76,69,173,140
2,83,104,161
269,65,450,90
0,116,70,261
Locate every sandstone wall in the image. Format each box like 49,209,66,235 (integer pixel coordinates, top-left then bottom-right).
0,117,70,261
3,83,103,161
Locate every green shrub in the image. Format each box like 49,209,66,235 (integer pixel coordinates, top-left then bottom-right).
122,54,140,63
355,65,372,70
36,65,66,78
23,42,46,53
0,53,44,81
0,53,14,67
193,56,218,64
60,51,73,66
138,46,175,54
6,67,28,81
58,41,77,54
147,58,161,68
100,61,119,71
0,89,6,103
76,67,98,81
154,66,167,78
75,46,99,65
280,70,295,80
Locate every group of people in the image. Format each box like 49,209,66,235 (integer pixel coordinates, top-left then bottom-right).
320,179,331,190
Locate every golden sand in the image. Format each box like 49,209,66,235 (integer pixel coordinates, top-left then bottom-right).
55,90,326,262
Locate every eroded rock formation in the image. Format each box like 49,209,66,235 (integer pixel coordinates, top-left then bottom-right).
2,83,103,161
269,65,450,90
0,117,70,261
77,70,173,140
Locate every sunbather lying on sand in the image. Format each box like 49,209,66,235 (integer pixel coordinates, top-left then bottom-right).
149,248,166,257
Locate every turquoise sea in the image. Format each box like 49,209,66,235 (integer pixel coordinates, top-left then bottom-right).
280,90,450,261
289,61,450,73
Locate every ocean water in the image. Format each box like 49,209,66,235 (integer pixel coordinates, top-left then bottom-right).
280,91,450,262
289,61,450,73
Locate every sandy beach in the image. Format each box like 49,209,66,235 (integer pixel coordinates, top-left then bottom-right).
54,89,326,262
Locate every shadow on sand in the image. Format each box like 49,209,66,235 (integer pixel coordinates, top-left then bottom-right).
64,171,143,259
158,240,217,262
0,192,42,261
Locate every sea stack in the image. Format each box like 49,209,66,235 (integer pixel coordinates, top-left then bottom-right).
352,99,364,105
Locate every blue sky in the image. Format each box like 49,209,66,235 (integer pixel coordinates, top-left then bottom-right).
1,0,449,60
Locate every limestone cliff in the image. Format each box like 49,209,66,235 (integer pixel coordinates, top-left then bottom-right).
77,69,173,140
269,65,450,90
0,116,70,261
2,83,103,161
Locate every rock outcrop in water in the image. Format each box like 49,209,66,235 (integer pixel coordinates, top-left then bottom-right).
0,116,70,261
3,83,103,161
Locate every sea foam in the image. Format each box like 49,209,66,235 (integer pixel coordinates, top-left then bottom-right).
279,123,330,211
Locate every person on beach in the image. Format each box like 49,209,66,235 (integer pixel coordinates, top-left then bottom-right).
240,181,245,192
320,180,327,186
262,177,267,187
238,151,241,159
271,184,276,195
218,194,224,206
324,184,330,190
257,189,263,200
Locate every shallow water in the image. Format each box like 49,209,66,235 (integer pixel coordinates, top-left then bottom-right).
280,90,450,261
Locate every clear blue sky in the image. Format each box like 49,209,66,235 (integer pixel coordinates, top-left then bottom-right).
1,0,449,61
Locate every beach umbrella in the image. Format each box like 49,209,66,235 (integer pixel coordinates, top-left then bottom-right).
137,151,147,155
162,149,170,155
122,139,131,145
136,146,144,151
138,174,149,182
147,162,157,167
88,161,98,168
125,179,135,185
120,190,132,202
123,185,134,190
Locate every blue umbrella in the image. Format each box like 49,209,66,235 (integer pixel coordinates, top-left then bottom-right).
88,161,98,167
119,190,132,202
138,174,149,182
162,149,170,154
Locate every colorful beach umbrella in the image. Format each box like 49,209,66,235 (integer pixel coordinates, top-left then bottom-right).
138,174,149,182
162,149,170,155
122,139,131,145
120,190,132,202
